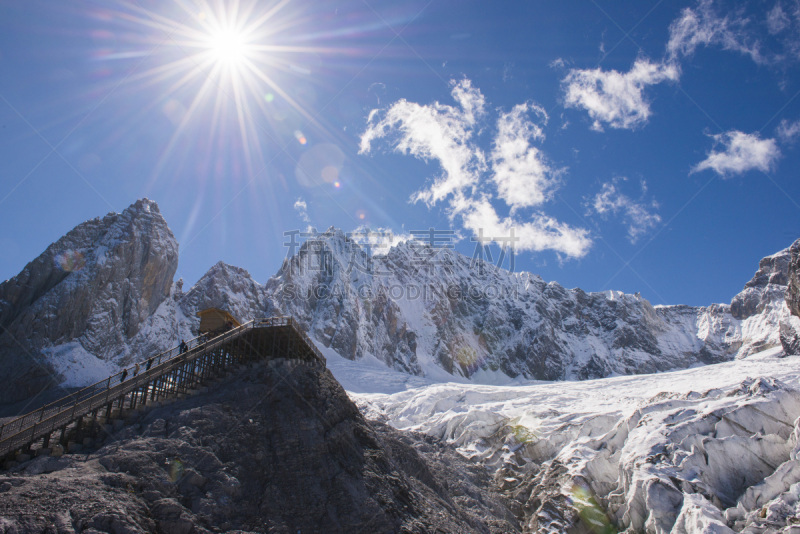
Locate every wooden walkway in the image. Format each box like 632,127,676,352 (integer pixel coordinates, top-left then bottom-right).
0,317,324,462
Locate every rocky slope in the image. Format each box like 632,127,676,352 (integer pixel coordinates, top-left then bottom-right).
1,199,797,400
0,199,178,403
781,239,800,355
0,358,518,533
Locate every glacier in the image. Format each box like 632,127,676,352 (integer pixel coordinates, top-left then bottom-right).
348,347,800,532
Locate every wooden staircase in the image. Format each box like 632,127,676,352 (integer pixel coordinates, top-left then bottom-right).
0,316,324,464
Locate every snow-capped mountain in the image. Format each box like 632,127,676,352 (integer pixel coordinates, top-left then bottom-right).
264,227,796,382
0,199,797,401
0,199,177,403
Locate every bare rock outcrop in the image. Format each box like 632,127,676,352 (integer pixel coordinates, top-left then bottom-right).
782,238,800,355
0,359,518,533
0,199,178,403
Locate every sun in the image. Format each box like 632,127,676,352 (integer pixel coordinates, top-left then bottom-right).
117,0,339,181
206,26,250,67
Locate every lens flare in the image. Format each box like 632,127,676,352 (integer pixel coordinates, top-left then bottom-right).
55,250,86,272
294,130,307,145
167,458,184,483
569,482,617,534
455,345,479,373
505,415,539,445
451,333,490,375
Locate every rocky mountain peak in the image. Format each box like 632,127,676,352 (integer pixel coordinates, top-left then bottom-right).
780,239,800,355
179,261,264,328
786,238,800,318
0,199,178,403
2,202,798,403
731,244,793,320
745,247,792,288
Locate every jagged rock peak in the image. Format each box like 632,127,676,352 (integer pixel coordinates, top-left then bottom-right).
781,239,800,355
0,198,179,402
745,245,792,288
128,197,160,214
180,260,265,327
204,260,254,280
786,238,800,318
731,241,795,320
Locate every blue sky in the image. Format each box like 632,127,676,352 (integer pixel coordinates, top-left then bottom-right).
1,0,799,307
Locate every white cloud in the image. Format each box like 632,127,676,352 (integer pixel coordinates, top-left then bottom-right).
562,59,679,131
588,180,661,244
360,79,592,259
490,103,562,211
777,119,800,144
692,130,780,176
460,196,592,258
349,226,413,256
360,78,486,207
667,0,763,62
293,198,310,223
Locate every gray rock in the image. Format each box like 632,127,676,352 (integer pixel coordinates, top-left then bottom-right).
781,320,800,356
786,238,800,318
731,244,792,320
0,199,178,403
0,361,518,533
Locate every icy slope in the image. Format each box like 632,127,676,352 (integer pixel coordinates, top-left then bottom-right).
349,348,800,533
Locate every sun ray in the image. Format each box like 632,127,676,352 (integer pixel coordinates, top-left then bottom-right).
96,0,383,205
148,68,223,186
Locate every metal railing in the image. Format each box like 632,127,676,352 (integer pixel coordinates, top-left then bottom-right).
0,316,323,459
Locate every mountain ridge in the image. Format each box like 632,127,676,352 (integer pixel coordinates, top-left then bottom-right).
0,199,796,403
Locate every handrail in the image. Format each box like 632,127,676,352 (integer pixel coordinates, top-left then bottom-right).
0,327,229,443
0,316,321,450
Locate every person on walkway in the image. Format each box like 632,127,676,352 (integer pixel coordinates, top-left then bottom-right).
146,357,154,371
120,369,128,383
133,362,140,377
179,340,188,354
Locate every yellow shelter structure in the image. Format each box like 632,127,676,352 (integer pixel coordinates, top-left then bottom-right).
197,308,241,336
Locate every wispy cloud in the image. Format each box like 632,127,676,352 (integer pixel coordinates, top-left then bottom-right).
360,79,592,259
562,59,679,131
691,130,780,176
667,0,762,63
587,179,661,244
777,119,800,144
766,3,791,34
349,226,413,256
667,0,800,65
563,1,800,133
293,198,310,223
459,196,592,258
